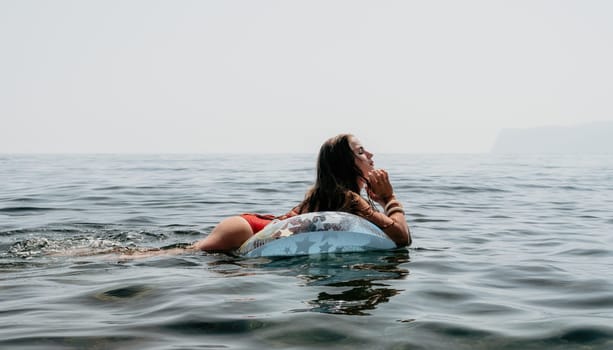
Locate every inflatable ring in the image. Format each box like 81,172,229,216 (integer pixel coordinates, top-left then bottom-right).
236,211,396,257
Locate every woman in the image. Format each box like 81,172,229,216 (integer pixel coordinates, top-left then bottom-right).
192,134,411,252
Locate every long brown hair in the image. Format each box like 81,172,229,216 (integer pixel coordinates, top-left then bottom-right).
299,134,369,213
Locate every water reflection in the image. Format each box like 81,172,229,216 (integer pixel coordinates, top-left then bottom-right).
241,249,410,316
304,280,401,315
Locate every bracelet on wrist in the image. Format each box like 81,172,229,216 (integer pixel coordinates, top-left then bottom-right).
384,199,401,212
386,206,405,217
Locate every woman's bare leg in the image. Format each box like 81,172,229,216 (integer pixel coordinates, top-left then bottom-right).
191,216,253,252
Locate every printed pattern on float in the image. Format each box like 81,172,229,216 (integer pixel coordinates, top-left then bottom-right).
236,211,396,257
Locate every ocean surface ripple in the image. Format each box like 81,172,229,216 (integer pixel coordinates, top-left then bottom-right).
1,154,612,349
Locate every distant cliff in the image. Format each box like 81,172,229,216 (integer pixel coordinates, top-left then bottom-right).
491,121,613,154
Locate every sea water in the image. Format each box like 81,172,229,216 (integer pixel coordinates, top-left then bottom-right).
1,154,612,349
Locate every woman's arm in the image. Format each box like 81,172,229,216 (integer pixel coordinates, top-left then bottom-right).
359,169,411,246
354,194,411,247
377,194,411,246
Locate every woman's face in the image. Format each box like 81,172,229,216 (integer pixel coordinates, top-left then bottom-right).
349,136,374,184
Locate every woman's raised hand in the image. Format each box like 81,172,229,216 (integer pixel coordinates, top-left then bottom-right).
366,169,395,205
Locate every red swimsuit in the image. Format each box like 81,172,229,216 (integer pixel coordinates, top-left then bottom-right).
240,213,276,233
240,207,300,234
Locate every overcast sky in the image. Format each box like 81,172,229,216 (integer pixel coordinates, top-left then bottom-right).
1,0,612,153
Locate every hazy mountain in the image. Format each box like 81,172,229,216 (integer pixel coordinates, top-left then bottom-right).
491,121,613,154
